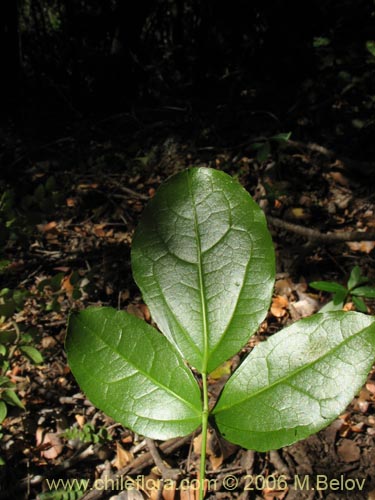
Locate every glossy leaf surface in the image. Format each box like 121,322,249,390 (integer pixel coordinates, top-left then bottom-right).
351,286,375,298
0,401,6,423
214,312,375,451
66,308,201,439
310,281,347,294
131,167,275,372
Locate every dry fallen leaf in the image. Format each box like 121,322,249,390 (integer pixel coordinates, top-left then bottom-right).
346,241,375,254
36,427,63,459
126,303,145,320
109,490,144,500
366,382,375,394
289,299,317,319
274,278,293,296
193,430,230,471
75,414,86,428
337,439,360,462
263,486,288,500
61,274,74,297
37,221,58,233
271,295,289,318
41,336,57,349
138,303,151,322
113,441,134,469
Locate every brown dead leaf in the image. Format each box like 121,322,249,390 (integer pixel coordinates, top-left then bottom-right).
61,275,74,297
162,481,177,500
113,441,133,469
75,414,86,428
180,475,206,500
36,427,63,459
109,490,144,500
343,301,355,311
180,488,199,500
366,382,375,394
289,299,317,320
263,487,288,500
37,221,58,233
193,431,223,470
66,197,76,207
274,278,293,296
93,224,107,237
41,336,57,349
337,439,360,462
329,170,350,187
271,295,289,318
346,241,375,254
139,473,161,500
139,303,151,322
353,387,372,413
126,304,145,320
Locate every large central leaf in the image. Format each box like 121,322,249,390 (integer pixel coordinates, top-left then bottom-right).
131,168,275,372
213,311,375,451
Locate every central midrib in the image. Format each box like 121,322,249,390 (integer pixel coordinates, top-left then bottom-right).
187,172,209,373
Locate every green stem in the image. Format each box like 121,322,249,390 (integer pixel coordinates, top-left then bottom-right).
199,372,209,500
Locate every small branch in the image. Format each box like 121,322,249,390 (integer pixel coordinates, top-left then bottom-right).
80,434,192,500
269,450,291,479
267,216,375,242
145,438,182,481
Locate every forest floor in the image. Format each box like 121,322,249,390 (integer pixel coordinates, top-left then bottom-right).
1,109,375,500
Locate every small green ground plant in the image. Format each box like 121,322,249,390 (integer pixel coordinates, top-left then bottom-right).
66,168,375,499
310,265,375,312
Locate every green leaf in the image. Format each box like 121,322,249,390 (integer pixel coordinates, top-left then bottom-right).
270,132,292,143
13,290,30,308
19,345,44,364
366,40,375,57
351,286,375,298
0,260,10,272
256,142,271,163
2,389,25,409
66,307,202,440
313,36,331,48
0,300,15,318
37,489,85,500
310,281,347,294
347,266,366,290
131,167,275,372
352,296,368,313
332,290,347,305
45,176,57,192
213,312,375,451
0,402,7,423
0,345,6,356
0,377,13,387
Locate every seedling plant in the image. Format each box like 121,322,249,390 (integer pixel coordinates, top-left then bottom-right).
311,265,375,313
66,168,375,499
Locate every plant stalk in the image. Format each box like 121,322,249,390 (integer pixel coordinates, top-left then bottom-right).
199,372,209,500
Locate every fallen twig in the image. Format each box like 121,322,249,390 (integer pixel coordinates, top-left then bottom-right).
267,216,375,242
80,434,192,500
